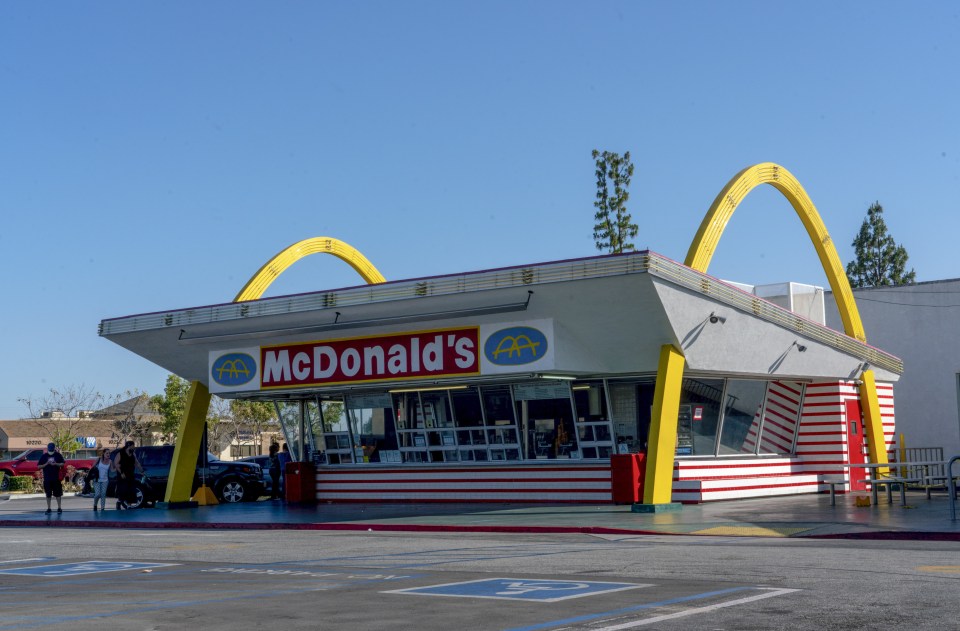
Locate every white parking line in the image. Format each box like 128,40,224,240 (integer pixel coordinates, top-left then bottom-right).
591,588,800,630
0,557,50,565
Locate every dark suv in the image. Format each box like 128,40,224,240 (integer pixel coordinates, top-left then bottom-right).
99,446,264,508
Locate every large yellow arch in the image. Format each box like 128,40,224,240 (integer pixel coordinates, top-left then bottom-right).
234,237,387,302
685,163,864,341
642,163,888,506
165,237,386,506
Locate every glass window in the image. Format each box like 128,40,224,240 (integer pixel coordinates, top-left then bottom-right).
756,381,803,455
516,384,576,460
573,384,608,421
451,388,484,427
677,378,724,456
718,380,768,455
274,401,301,460
345,394,397,463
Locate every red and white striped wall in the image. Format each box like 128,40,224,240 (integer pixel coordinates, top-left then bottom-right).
308,380,895,504
315,463,613,503
674,380,897,502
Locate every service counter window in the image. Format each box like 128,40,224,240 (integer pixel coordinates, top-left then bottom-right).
345,393,398,463
318,398,353,464
393,390,459,463
718,380,767,455
274,401,303,462
480,386,522,461
514,382,578,460
676,378,724,456
572,382,616,459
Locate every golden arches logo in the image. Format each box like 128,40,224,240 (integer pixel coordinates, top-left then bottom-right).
217,360,250,380
485,326,548,365
493,335,540,360
211,353,256,386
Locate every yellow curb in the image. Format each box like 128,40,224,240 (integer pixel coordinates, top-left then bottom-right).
691,526,811,537
916,566,960,574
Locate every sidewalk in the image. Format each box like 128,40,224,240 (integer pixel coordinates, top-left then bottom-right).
1,490,958,540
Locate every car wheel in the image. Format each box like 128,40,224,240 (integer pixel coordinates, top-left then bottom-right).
0,476,9,492
217,480,247,503
125,484,147,509
72,472,86,487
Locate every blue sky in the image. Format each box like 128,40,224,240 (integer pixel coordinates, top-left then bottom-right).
1,2,957,417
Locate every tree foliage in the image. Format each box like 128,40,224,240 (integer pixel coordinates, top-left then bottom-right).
149,375,191,443
49,426,80,456
845,202,916,288
230,399,278,452
592,149,637,254
18,384,107,437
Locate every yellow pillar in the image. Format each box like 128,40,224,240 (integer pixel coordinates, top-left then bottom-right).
637,344,686,509
163,381,211,504
858,370,889,475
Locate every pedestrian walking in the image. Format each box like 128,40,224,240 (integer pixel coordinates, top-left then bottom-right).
277,443,291,496
37,442,65,514
88,448,112,511
268,443,282,500
112,440,143,509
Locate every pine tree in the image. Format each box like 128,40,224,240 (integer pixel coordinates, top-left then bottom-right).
845,202,916,287
592,150,637,253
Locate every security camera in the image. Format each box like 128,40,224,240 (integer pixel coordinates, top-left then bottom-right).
709,314,719,324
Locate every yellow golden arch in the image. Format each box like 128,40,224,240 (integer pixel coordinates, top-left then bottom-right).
163,238,386,505
643,162,888,505
234,237,387,302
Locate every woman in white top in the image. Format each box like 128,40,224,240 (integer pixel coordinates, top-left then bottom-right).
90,448,112,511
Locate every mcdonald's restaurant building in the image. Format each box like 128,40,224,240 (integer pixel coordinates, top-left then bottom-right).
98,164,903,507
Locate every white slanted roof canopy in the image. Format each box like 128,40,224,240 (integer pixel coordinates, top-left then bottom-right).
99,251,901,399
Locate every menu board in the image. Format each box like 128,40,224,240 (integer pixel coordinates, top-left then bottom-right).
513,382,571,401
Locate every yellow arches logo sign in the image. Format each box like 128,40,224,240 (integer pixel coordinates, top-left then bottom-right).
211,353,256,387
485,327,548,365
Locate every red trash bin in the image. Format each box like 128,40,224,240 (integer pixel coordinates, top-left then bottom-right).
284,461,317,504
610,452,646,504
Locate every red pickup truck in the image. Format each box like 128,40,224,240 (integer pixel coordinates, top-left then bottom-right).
0,449,95,491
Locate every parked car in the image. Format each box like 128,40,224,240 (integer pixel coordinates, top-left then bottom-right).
83,446,263,508
0,449,95,491
236,455,275,496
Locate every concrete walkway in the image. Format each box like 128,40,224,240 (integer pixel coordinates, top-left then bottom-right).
1,490,958,540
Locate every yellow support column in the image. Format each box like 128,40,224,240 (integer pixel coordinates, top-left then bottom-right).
858,370,889,476
161,381,211,507
635,344,685,512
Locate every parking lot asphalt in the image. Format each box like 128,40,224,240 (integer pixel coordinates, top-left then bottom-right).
1,489,959,540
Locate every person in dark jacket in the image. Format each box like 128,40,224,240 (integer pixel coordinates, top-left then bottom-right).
268,443,282,500
112,441,143,509
38,442,65,514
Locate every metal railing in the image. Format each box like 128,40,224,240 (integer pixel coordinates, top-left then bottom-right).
949,455,960,521
895,447,946,482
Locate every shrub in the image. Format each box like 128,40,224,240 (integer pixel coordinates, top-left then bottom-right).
9,476,34,492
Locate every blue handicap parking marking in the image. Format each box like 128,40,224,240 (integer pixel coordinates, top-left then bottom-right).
0,561,177,577
385,578,651,602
